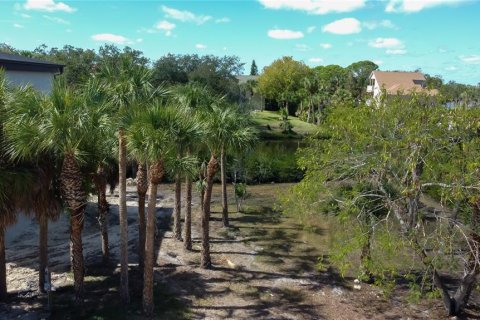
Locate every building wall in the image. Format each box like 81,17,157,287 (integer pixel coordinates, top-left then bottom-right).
371,73,382,99
5,70,55,94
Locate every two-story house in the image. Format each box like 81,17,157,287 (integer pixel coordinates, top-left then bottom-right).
367,70,438,103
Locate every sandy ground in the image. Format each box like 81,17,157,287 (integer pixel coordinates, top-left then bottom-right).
1,183,460,319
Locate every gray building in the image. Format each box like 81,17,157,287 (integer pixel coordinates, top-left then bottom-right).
0,52,64,94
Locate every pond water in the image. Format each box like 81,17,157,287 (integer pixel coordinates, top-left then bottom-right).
234,139,307,184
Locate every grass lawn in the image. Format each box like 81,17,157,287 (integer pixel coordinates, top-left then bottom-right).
251,110,317,140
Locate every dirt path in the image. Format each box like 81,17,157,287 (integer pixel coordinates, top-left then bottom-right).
2,183,452,319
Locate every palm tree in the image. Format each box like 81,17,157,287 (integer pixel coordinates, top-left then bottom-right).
167,109,202,242
0,169,31,300
4,80,109,302
199,104,256,268
126,102,174,316
98,54,155,303
136,161,148,271
171,84,211,250
82,79,116,264
29,163,61,293
218,106,256,227
0,73,61,297
0,78,33,299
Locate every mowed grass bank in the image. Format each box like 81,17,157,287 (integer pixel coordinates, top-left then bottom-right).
251,110,317,139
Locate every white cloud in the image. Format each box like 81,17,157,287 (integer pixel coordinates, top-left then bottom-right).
24,0,76,13
307,26,316,33
156,21,176,31
320,43,332,49
91,33,130,45
374,60,383,65
215,17,230,23
43,15,69,24
195,43,207,49
363,19,396,30
369,37,403,48
386,49,407,55
156,20,176,36
295,44,310,51
322,18,361,35
136,38,143,43
258,0,365,14
14,23,24,28
385,0,468,13
137,27,156,34
445,66,457,71
369,37,406,55
309,57,323,63
162,5,211,25
21,13,31,18
65,28,72,32
268,29,304,39
460,55,480,64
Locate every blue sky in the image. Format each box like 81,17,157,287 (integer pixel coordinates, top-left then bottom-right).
1,0,479,84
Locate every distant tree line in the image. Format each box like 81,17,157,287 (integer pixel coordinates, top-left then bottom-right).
425,73,480,106
255,56,379,122
0,43,245,102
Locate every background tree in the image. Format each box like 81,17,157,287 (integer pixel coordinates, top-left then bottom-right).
250,60,258,76
257,56,310,114
152,54,244,101
346,60,378,100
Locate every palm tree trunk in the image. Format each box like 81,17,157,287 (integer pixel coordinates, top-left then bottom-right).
71,208,84,303
0,226,6,301
201,154,218,269
184,176,192,251
38,213,48,293
143,181,157,316
94,168,109,264
173,163,182,241
118,129,130,304
143,160,164,316
60,153,86,303
136,163,148,271
220,147,229,227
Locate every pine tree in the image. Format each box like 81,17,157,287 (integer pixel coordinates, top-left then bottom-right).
250,60,258,76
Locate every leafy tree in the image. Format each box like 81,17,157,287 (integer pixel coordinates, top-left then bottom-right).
250,59,258,76
425,73,444,90
346,60,378,100
257,56,310,114
283,95,480,316
313,64,348,96
152,54,244,100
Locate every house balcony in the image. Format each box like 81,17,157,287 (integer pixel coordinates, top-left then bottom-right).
366,85,373,93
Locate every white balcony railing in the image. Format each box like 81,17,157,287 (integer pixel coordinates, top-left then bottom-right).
366,85,373,93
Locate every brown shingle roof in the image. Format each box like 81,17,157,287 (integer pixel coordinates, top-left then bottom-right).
372,71,437,95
